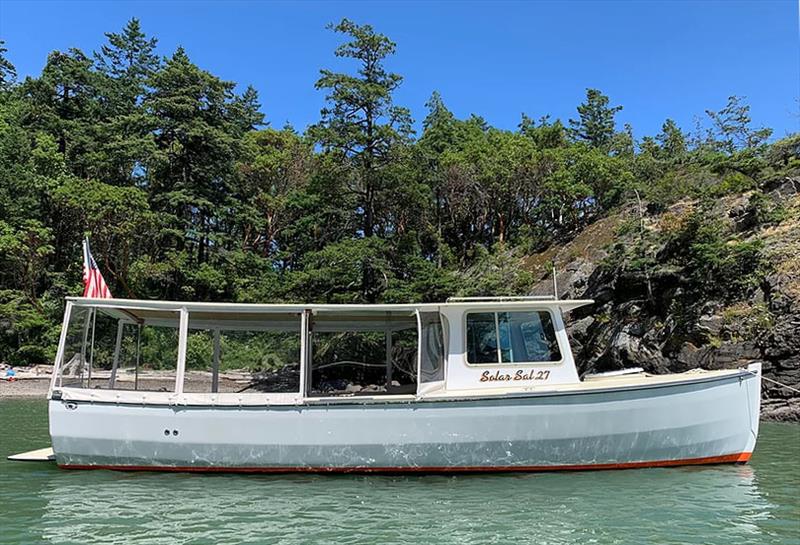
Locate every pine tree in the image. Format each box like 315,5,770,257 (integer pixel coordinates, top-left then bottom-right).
656,119,686,159
310,18,413,239
0,41,17,90
705,96,772,153
92,19,161,185
231,85,265,132
569,88,622,149
146,47,246,270
519,114,567,149
22,48,99,172
95,18,159,104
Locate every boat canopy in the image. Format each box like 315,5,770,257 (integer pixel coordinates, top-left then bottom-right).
49,297,593,406
64,296,594,314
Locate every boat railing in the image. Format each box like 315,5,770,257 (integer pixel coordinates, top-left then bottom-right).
446,296,557,302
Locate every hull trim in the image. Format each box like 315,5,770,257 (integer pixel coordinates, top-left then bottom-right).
53,368,756,408
58,452,752,474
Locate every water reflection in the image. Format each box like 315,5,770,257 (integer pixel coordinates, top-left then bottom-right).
2,401,793,545
36,464,780,545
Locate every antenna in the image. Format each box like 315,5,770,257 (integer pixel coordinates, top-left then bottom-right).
551,260,558,299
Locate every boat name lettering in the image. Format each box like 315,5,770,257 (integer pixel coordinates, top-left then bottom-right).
480,370,551,382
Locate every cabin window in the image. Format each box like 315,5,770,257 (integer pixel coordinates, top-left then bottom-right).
466,311,561,365
418,312,446,384
56,304,182,391
182,313,302,394
308,312,418,396
56,305,94,388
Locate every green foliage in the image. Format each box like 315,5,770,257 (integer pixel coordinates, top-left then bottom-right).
707,172,757,197
746,191,787,225
0,19,791,366
656,119,687,160
519,114,568,149
0,40,16,90
765,133,800,175
310,18,413,242
665,212,768,300
704,96,772,153
185,329,299,372
721,303,774,343
456,244,535,297
568,88,622,149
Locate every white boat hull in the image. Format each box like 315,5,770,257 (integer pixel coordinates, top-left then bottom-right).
49,366,761,472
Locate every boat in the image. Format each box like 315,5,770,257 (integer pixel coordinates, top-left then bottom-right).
40,295,761,473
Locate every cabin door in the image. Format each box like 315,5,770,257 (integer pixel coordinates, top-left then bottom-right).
416,310,446,395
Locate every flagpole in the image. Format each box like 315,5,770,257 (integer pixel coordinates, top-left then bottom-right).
82,237,89,297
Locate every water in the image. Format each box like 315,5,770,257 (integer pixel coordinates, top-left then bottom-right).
1,399,798,545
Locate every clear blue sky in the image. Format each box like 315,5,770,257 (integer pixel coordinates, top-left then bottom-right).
1,0,798,139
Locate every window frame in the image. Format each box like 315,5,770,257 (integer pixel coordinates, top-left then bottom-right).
462,308,565,367
416,310,448,390
51,302,187,392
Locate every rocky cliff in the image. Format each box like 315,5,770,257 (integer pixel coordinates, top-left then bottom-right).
525,177,800,421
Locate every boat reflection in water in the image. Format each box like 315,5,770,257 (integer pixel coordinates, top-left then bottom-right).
38,464,777,545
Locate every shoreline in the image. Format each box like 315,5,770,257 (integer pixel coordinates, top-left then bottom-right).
0,368,253,400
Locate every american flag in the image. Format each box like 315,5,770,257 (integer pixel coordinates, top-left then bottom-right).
82,238,113,299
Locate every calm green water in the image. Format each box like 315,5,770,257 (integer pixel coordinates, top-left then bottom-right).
1,400,798,545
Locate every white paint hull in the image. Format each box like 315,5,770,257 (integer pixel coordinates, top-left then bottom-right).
49,366,761,472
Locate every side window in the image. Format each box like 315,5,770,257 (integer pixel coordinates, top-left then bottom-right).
419,312,446,384
466,311,561,364
466,313,498,364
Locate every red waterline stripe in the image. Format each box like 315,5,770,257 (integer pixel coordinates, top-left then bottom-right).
59,452,751,474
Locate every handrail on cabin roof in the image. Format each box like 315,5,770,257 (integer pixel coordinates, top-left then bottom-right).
446,296,557,302
63,296,594,313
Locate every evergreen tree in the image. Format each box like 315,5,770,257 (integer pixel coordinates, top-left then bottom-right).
92,18,161,185
520,114,568,149
568,88,622,149
231,85,266,132
421,91,456,153
145,47,249,276
656,119,686,159
705,95,772,153
0,41,17,90
21,48,100,176
310,18,413,239
95,17,160,107
610,123,635,158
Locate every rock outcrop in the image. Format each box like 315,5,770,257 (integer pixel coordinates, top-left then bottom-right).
528,179,800,421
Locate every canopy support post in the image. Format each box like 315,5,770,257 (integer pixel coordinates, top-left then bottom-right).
299,310,310,397
175,308,189,394
49,302,73,394
108,319,124,389
134,324,141,391
415,310,424,395
212,329,221,393
87,308,97,386
79,307,93,388
385,329,393,389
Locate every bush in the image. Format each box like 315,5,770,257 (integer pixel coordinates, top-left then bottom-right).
707,172,756,197
746,192,787,225
666,212,767,300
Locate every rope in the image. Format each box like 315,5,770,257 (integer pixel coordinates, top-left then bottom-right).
762,375,800,394
745,369,800,394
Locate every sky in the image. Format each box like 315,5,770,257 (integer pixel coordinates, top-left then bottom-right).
0,0,798,140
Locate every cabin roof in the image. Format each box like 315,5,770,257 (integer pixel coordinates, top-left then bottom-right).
65,296,595,317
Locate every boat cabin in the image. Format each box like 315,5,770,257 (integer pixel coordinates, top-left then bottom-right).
49,297,593,405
